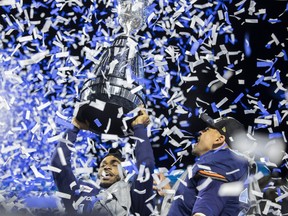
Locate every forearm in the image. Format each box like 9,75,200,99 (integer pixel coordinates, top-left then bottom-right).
51,126,79,179
131,124,155,215
51,142,77,192
51,127,80,212
51,127,79,168
133,124,155,169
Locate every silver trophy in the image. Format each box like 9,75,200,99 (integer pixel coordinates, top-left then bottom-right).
75,0,148,136
117,0,148,35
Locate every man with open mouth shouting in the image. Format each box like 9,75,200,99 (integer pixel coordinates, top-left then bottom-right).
51,107,155,216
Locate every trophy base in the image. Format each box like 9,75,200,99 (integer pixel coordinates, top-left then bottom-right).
76,94,139,137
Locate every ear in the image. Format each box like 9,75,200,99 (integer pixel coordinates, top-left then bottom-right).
215,135,225,144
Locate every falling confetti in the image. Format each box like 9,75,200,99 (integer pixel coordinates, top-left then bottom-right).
0,0,287,214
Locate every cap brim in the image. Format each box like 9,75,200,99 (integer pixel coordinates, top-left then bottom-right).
200,113,216,128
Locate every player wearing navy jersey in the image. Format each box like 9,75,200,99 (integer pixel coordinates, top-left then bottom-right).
162,113,250,216
51,109,155,215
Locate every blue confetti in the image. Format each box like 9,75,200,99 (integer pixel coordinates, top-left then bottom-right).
269,132,282,139
233,93,244,104
282,49,288,61
275,110,282,124
211,102,218,113
168,165,177,175
0,1,286,215
257,101,269,115
190,41,200,55
55,117,74,129
244,32,252,57
159,154,168,161
253,76,264,86
257,61,273,68
94,118,102,127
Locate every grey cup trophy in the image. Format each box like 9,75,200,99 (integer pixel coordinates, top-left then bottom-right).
75,0,148,136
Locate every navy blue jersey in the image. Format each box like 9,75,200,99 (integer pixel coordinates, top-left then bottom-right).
168,148,249,216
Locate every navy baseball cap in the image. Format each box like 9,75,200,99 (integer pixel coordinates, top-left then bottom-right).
200,113,245,146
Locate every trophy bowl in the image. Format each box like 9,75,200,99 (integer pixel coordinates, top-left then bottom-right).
75,36,146,137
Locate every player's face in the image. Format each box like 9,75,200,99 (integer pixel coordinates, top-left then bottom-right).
192,127,223,156
98,155,121,188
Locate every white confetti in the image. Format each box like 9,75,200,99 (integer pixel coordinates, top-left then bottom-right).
17,35,33,42
218,181,244,197
133,189,146,194
41,165,62,173
196,177,212,191
0,0,16,6
30,165,46,179
57,147,67,166
130,85,143,94
55,191,71,200
137,164,150,183
254,118,272,125
101,133,118,141
89,99,106,111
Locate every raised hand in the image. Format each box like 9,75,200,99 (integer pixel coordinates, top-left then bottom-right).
131,107,150,127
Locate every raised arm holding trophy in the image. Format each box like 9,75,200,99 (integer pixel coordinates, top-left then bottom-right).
51,1,156,215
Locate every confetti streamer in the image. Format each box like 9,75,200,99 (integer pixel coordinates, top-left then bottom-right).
55,191,71,200
30,165,46,179
196,177,213,191
0,0,287,215
57,147,67,166
218,181,244,197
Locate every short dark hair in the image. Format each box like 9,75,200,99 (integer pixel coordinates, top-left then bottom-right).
102,148,125,162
